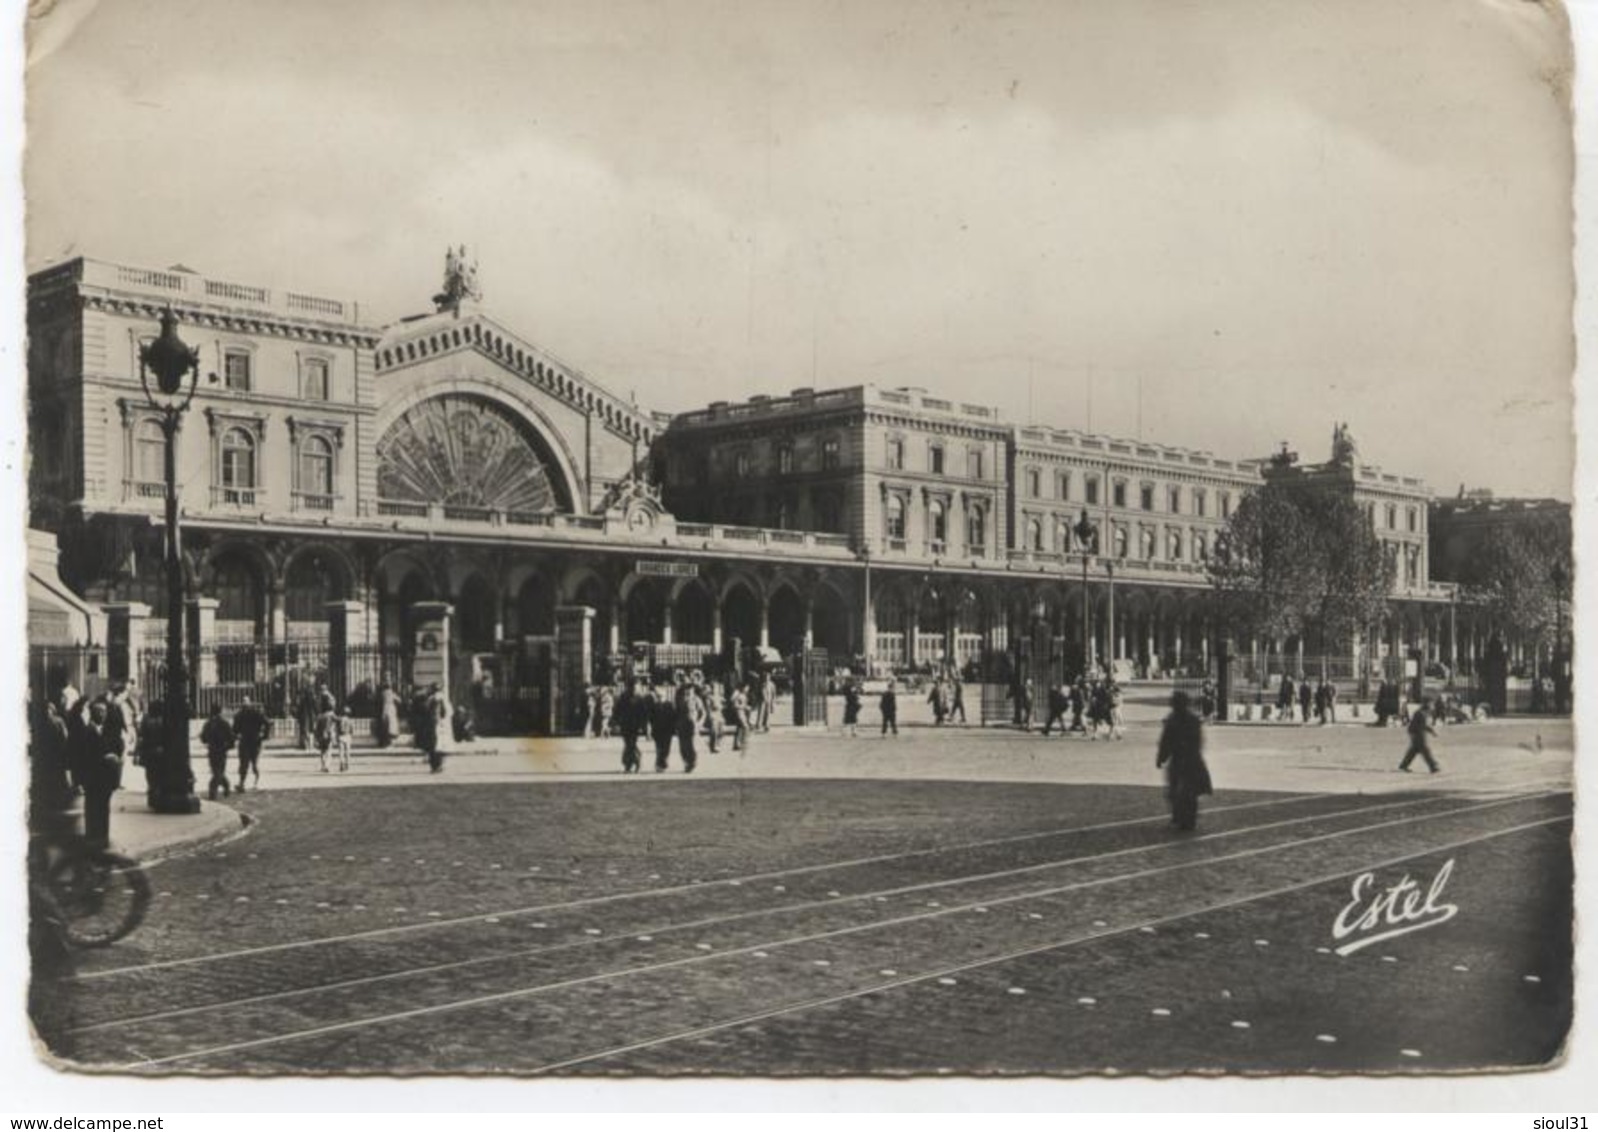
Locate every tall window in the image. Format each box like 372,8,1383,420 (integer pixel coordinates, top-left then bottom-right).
1085,475,1100,505
735,450,751,477
134,419,164,484
1407,506,1418,532
1113,526,1128,558
1168,486,1181,513
1112,480,1127,508
1386,503,1397,529
816,494,841,532
968,448,984,479
775,500,790,529
966,507,985,552
1140,484,1155,511
1407,545,1421,584
887,437,905,470
1058,471,1071,500
929,443,945,475
1195,532,1209,561
1027,468,1042,497
1168,528,1184,560
1194,488,1207,517
928,499,947,547
302,358,329,401
885,495,906,539
1221,492,1232,519
778,444,795,475
821,437,841,470
298,435,334,503
1141,527,1156,559
223,350,252,392
1028,518,1044,552
220,428,256,501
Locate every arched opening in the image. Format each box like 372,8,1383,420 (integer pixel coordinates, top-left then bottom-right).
209,550,264,643
395,570,435,651
721,582,761,649
284,548,347,642
573,575,611,657
768,585,806,653
514,573,554,639
456,574,498,654
624,578,669,644
674,581,714,646
811,584,851,657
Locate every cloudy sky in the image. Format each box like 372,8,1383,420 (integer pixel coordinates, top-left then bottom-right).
24,0,1575,498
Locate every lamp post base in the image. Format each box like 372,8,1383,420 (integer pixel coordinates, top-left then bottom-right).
148,789,202,815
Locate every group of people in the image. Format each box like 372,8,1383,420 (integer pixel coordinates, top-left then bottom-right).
587,671,778,744
1037,675,1126,740
608,668,774,773
29,680,144,848
1273,674,1342,724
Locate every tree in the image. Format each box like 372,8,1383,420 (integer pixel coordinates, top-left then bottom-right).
1455,510,1572,647
1207,476,1393,676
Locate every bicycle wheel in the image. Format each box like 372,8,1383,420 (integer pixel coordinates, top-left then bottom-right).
47,849,152,948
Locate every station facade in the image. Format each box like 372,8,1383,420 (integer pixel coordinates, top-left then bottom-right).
27,253,1483,728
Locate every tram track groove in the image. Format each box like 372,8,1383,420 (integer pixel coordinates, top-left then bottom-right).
93,789,1567,1070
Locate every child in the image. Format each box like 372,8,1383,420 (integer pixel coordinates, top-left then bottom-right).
335,705,352,772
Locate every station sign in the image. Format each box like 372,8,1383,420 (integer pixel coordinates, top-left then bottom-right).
636,560,699,578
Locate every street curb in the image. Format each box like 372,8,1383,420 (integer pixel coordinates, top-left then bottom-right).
108,797,252,867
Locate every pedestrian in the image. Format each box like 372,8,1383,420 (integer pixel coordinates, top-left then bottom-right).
136,699,168,800
1298,676,1313,724
650,683,677,772
880,679,899,736
1399,699,1440,774
729,681,751,750
1156,690,1212,831
1012,679,1034,732
295,680,318,751
1277,673,1295,719
1070,679,1087,733
1042,683,1069,736
233,695,269,791
336,704,353,772
72,699,124,848
597,683,616,739
674,671,703,773
1088,680,1110,739
374,682,400,748
841,679,861,738
1199,678,1217,721
928,678,947,726
314,698,339,773
1325,680,1339,724
1107,679,1125,740
199,702,235,799
759,672,777,732
413,683,442,772
950,673,967,724
698,674,724,754
617,679,645,773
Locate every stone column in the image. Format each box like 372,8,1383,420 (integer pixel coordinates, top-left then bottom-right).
712,602,724,654
758,597,771,649
102,601,152,684
267,585,287,647
410,601,454,698
186,598,220,687
326,600,366,706
554,605,595,737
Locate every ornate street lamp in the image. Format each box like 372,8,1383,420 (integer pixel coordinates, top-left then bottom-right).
139,307,203,815
1073,509,1096,675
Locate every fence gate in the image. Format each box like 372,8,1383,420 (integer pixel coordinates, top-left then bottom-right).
792,646,829,726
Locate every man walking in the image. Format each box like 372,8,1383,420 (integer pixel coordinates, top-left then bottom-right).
233,696,269,792
1399,699,1440,773
200,702,235,799
72,700,125,849
880,679,899,736
617,679,645,773
674,671,703,772
650,683,677,772
1156,691,1212,831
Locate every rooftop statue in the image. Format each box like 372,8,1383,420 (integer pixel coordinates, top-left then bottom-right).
433,244,482,315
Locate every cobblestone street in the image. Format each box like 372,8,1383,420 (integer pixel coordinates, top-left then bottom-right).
30,716,1572,1076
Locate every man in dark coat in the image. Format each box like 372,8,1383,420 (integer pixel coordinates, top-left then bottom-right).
199,702,235,799
1277,674,1295,719
617,679,645,773
673,671,703,773
1156,690,1212,832
1298,677,1313,724
650,684,678,772
1399,700,1440,773
72,699,125,849
880,679,899,736
1042,683,1070,737
232,696,269,792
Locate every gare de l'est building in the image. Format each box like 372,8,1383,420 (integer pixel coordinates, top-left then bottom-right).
26,253,1499,724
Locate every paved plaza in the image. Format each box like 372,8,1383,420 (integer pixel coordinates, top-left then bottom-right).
30,712,1572,1077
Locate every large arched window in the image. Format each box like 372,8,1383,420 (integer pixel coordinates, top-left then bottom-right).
928,499,947,548
885,495,906,540
210,552,263,639
298,435,334,503
220,428,256,502
134,419,164,485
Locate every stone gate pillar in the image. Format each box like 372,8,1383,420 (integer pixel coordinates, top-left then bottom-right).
326,600,366,706
554,604,595,736
186,598,220,687
410,601,454,704
103,601,152,684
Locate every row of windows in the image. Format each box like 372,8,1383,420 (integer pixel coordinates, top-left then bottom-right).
214,350,331,401
883,495,988,550
1370,502,1422,532
731,437,842,478
1024,466,1232,518
1018,516,1212,563
885,437,988,479
131,419,337,504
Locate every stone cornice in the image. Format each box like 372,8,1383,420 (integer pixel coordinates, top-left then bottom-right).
81,292,380,348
